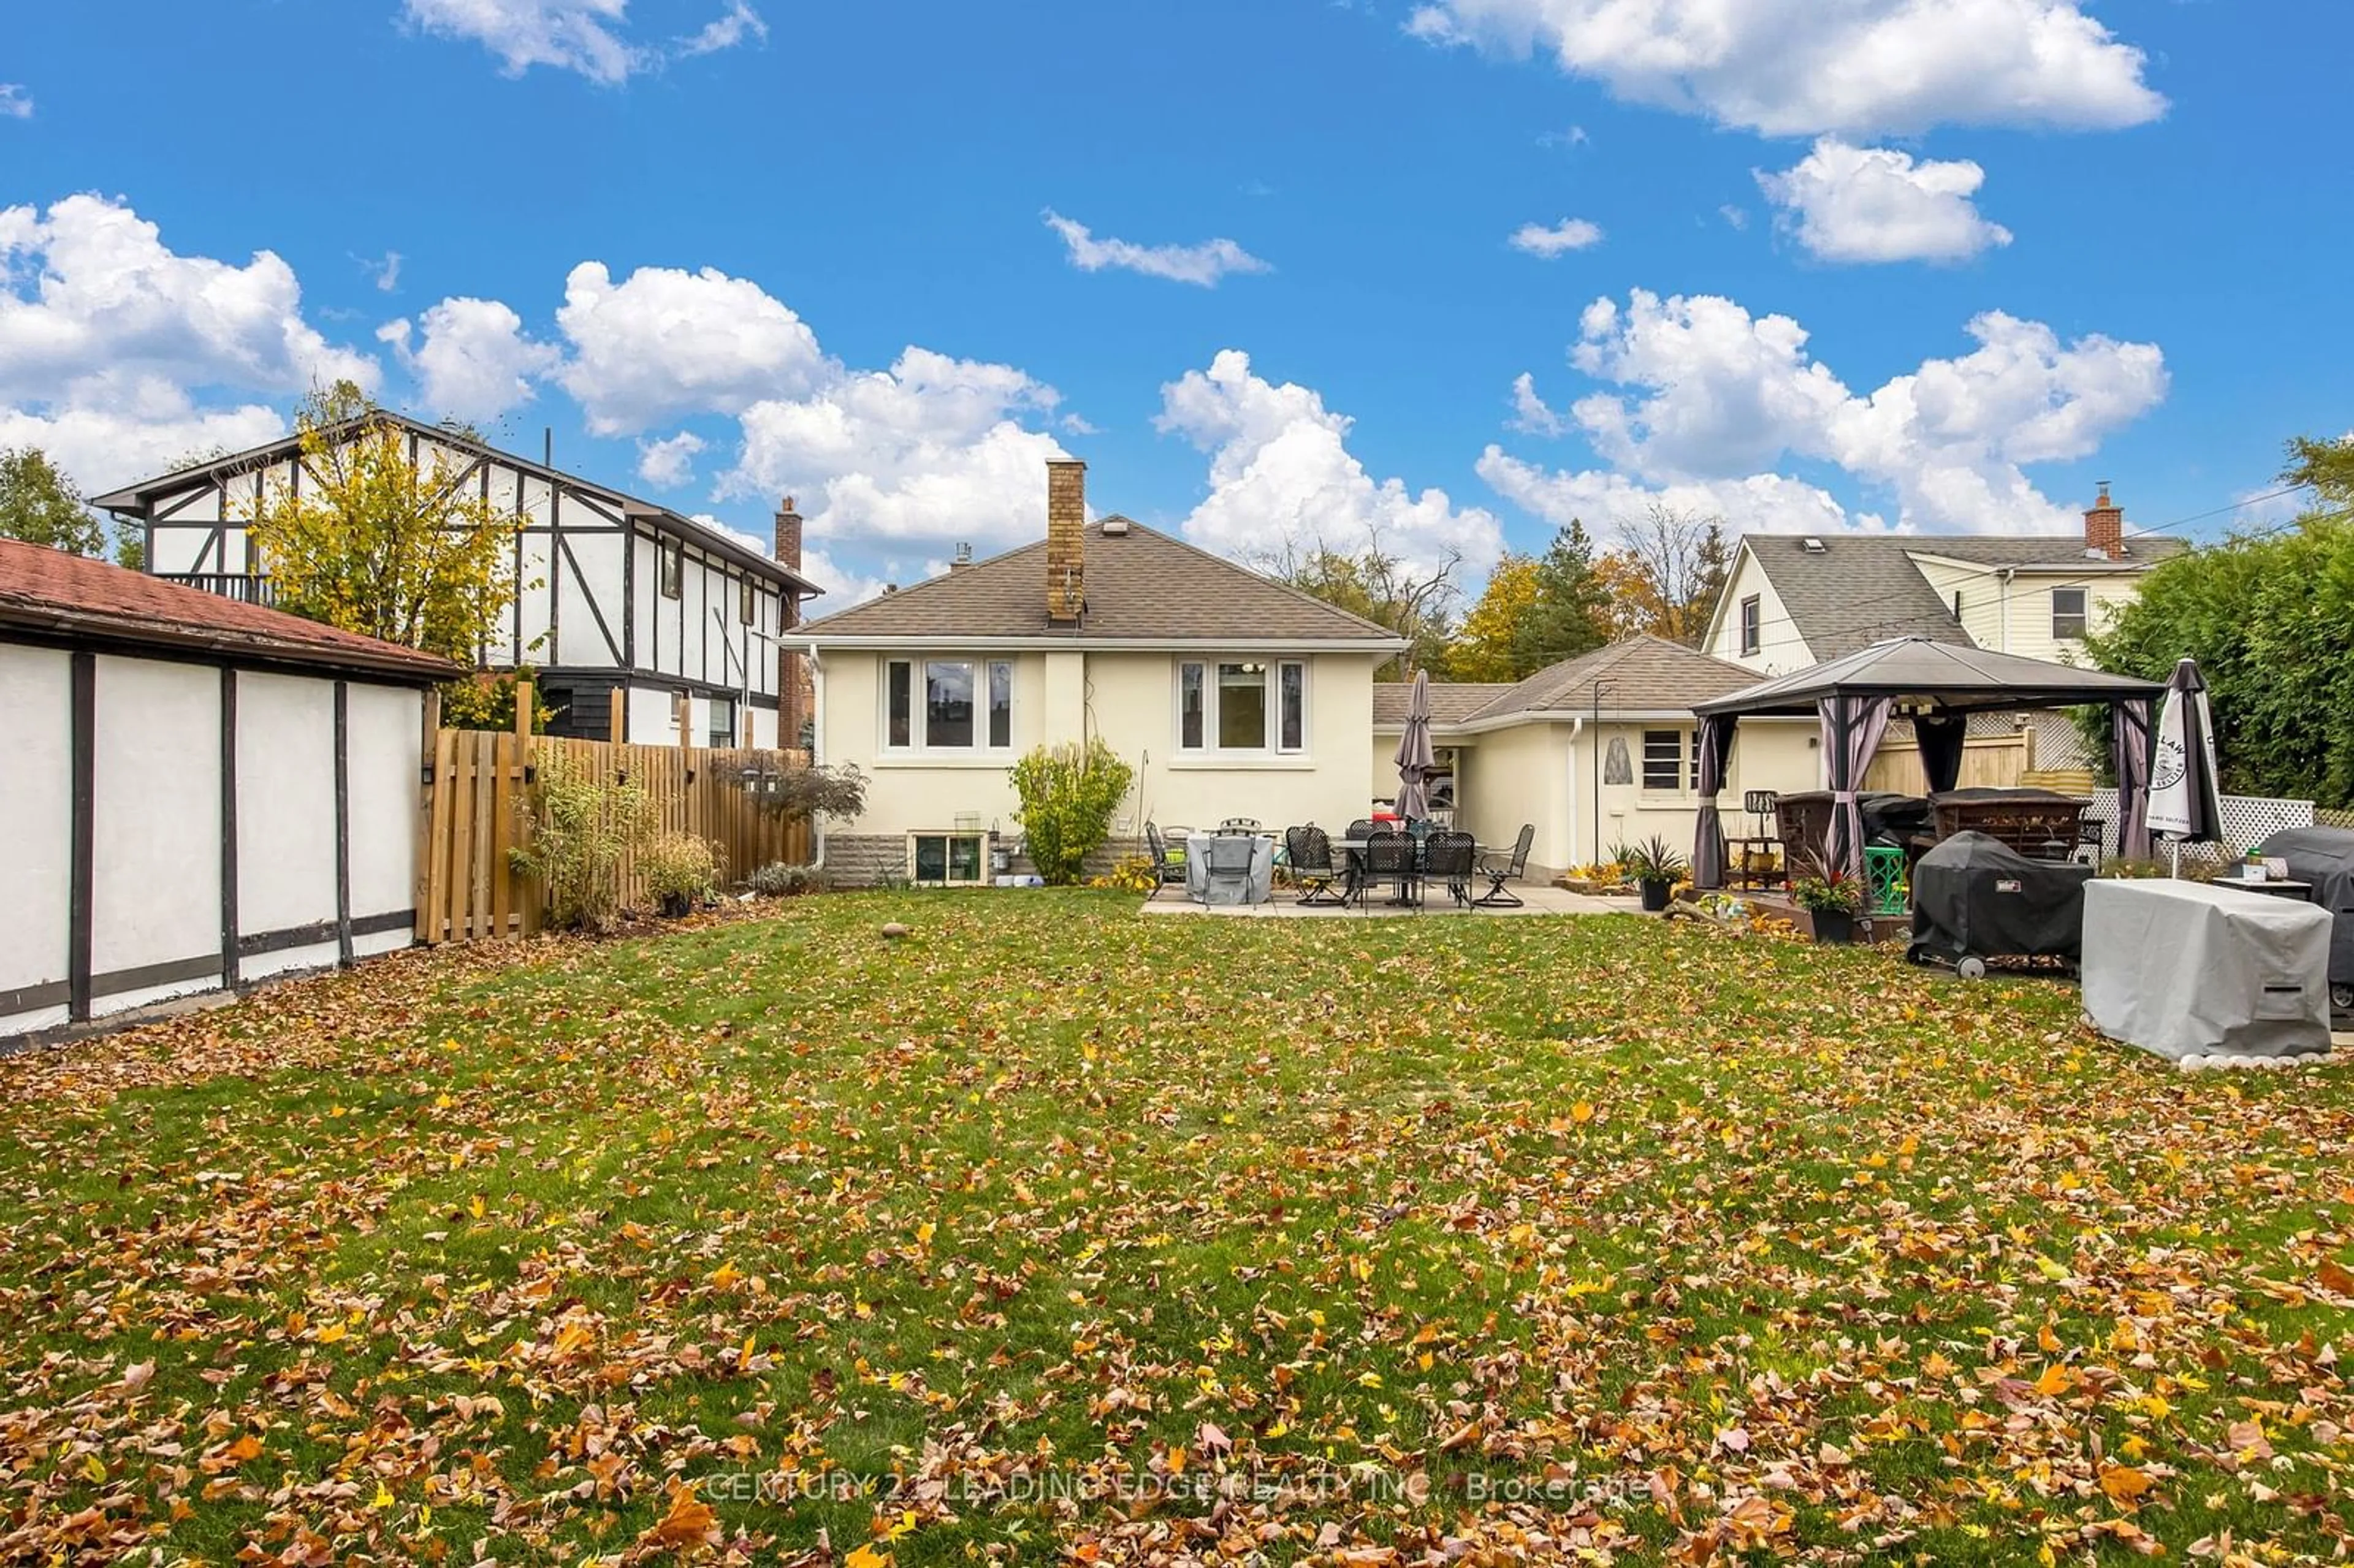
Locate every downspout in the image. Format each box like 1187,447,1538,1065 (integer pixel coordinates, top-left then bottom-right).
796,639,827,873
1565,715,1585,875
1998,566,2015,653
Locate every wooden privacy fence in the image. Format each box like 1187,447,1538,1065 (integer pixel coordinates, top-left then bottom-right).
416,688,812,945
1862,731,2032,796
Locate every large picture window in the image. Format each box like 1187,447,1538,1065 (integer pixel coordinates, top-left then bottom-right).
1177,658,1307,755
885,658,1013,752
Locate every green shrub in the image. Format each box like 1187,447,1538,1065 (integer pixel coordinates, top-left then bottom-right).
508,748,651,932
745,861,828,898
1008,739,1136,886
642,832,723,912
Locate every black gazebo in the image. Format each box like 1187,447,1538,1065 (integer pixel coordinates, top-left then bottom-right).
1689,637,2168,888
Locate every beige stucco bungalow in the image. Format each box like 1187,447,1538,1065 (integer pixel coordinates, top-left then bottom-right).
1373,636,1823,877
801,461,1407,886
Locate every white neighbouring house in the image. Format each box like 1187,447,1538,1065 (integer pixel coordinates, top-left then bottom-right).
1704,487,2184,676
0,539,460,1040
90,413,825,749
1700,487,2185,767
800,461,1408,886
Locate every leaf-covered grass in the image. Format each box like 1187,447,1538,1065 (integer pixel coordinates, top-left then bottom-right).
2,893,2350,1566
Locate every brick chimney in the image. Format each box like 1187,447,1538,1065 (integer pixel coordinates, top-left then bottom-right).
773,495,803,573
774,495,809,750
2084,482,2125,560
1045,460,1086,623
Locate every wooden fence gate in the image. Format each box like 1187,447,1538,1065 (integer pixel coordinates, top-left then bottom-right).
416,688,813,945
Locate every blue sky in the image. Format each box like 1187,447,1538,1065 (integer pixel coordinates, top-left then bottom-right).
6,0,2350,604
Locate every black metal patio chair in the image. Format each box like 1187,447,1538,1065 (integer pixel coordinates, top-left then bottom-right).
1358,829,1419,912
1285,825,1346,907
1475,824,1536,908
1423,829,1478,909
1143,821,1189,899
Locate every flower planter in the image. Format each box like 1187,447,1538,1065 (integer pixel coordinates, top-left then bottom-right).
1807,908,1857,945
1640,878,1674,913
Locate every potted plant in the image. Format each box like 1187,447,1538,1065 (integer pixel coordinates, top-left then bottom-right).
1791,864,1866,943
1613,836,1690,913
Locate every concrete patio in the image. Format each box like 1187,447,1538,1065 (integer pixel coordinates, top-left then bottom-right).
1140,883,1636,918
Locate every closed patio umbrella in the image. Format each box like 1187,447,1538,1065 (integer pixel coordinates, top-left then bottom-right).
1394,669,1436,821
2147,657,2223,872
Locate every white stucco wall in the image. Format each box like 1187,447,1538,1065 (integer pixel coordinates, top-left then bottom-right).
0,646,74,1035
1,642,430,1039
819,647,1384,842
235,673,340,981
345,684,423,960
91,656,223,1015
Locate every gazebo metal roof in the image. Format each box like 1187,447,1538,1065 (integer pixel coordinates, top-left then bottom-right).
1694,636,2165,718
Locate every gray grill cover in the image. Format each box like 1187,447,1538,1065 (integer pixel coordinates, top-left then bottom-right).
1907,831,2090,965
2252,826,2354,989
2082,879,2333,1060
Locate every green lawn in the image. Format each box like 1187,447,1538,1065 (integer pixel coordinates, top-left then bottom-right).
2,894,2350,1566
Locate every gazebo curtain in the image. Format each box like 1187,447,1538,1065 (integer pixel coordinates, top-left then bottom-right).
1692,714,1734,889
1819,695,1895,881
2113,696,2155,861
1913,710,1968,794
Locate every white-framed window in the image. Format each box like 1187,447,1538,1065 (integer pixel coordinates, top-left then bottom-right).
883,657,1014,752
1739,595,1761,656
908,831,989,886
2051,586,2088,640
1641,729,1693,794
1176,658,1307,754
707,696,736,748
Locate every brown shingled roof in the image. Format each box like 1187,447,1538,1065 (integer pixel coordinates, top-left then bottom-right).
800,520,1406,645
0,539,463,682
1380,636,1764,729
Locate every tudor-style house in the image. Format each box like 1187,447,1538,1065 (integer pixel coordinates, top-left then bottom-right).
800,460,1407,887
90,413,823,747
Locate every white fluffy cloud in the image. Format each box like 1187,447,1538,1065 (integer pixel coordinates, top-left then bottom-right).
724,348,1071,549
1507,218,1604,257
1494,288,2166,535
400,0,766,82
635,430,707,488
1758,139,2012,264
1042,211,1271,287
0,85,31,120
1157,349,1503,578
378,297,560,422
1406,0,2164,137
1478,451,1868,536
553,261,826,435
0,194,377,491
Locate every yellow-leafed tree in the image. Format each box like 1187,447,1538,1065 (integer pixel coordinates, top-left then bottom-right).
246,384,521,663
1450,554,1542,681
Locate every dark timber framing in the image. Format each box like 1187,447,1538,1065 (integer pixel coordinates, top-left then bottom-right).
334,679,352,967
66,652,96,1023
219,667,239,990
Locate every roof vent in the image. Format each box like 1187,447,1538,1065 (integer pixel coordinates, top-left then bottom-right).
1101,516,1130,536
1800,536,1827,553
951,542,973,571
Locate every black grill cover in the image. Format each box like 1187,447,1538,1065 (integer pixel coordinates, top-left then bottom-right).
1862,793,1932,847
2253,826,2354,988
1908,831,2093,965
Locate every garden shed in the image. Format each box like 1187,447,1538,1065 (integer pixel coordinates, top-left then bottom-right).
0,541,458,1038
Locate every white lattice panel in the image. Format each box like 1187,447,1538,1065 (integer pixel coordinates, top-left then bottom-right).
2087,789,2314,861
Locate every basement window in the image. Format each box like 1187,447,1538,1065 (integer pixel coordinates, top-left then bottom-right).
909,831,989,887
